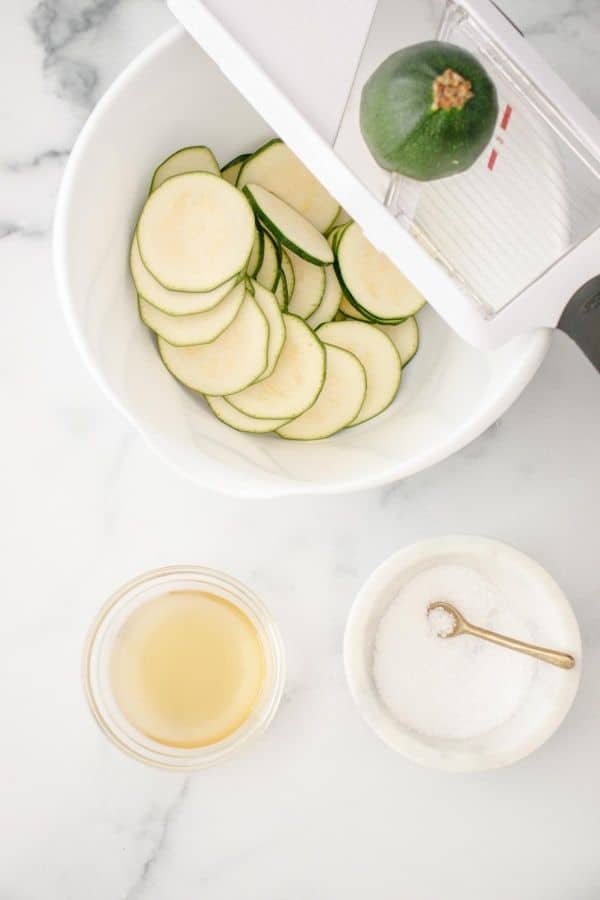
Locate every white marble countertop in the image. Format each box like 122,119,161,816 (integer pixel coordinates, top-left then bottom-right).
2,2,600,897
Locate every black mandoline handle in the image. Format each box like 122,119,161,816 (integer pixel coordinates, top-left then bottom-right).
558,276,600,373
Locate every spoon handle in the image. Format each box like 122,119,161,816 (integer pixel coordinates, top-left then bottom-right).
464,623,575,670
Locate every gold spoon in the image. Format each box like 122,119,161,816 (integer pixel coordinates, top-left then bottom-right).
427,601,575,670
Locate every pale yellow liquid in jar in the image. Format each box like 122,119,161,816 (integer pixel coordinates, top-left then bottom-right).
110,590,265,748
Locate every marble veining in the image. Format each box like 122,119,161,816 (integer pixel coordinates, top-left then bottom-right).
2,1,600,898
125,777,190,899
29,0,119,106
6,147,70,172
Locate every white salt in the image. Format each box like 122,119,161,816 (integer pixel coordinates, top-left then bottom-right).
372,564,535,740
428,606,456,637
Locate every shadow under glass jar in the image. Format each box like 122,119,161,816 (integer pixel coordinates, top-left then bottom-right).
82,566,286,770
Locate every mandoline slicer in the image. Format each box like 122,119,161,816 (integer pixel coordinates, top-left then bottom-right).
167,0,600,370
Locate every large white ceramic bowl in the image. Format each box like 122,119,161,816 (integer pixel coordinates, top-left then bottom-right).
54,26,550,498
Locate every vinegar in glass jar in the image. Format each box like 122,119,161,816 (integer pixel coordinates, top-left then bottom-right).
110,589,265,748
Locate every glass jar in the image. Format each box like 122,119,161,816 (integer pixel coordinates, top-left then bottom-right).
83,565,285,769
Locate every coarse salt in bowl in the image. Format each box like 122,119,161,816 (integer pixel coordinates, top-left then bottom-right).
344,536,582,772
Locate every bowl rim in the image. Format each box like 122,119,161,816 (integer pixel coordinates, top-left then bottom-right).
344,535,582,772
53,25,550,499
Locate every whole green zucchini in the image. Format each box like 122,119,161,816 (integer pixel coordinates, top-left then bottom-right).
360,41,498,181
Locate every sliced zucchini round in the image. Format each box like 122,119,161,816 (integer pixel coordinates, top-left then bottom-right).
138,172,255,292
251,279,286,379
329,207,352,229
228,314,325,419
274,271,288,310
150,146,220,192
221,153,251,185
244,184,333,266
139,281,245,346
277,345,366,440
130,236,240,315
281,250,295,300
338,294,374,322
339,295,406,326
286,251,325,320
307,266,343,329
328,222,350,253
317,320,401,425
340,295,407,325
206,395,288,434
247,230,264,277
158,293,269,395
336,222,425,322
378,317,419,366
255,229,281,292
237,139,339,232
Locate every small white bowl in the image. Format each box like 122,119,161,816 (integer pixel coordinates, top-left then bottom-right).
344,536,581,771
54,26,551,498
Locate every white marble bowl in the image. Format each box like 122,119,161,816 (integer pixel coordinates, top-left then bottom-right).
344,536,582,771
54,26,550,497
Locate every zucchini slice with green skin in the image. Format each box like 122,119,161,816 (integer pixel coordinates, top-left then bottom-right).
221,153,250,185
237,138,339,232
328,223,350,253
338,294,374,323
317,320,401,425
247,230,264,277
244,184,334,266
306,266,343,329
130,236,240,315
158,292,269,395
281,250,295,300
339,293,405,326
286,251,325,320
250,279,286,379
228,314,325,419
274,271,287,310
336,222,425,321
277,344,366,440
329,208,352,230
138,172,255,292
150,146,220,192
206,395,289,434
255,229,281,292
377,317,419,366
139,281,245,346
